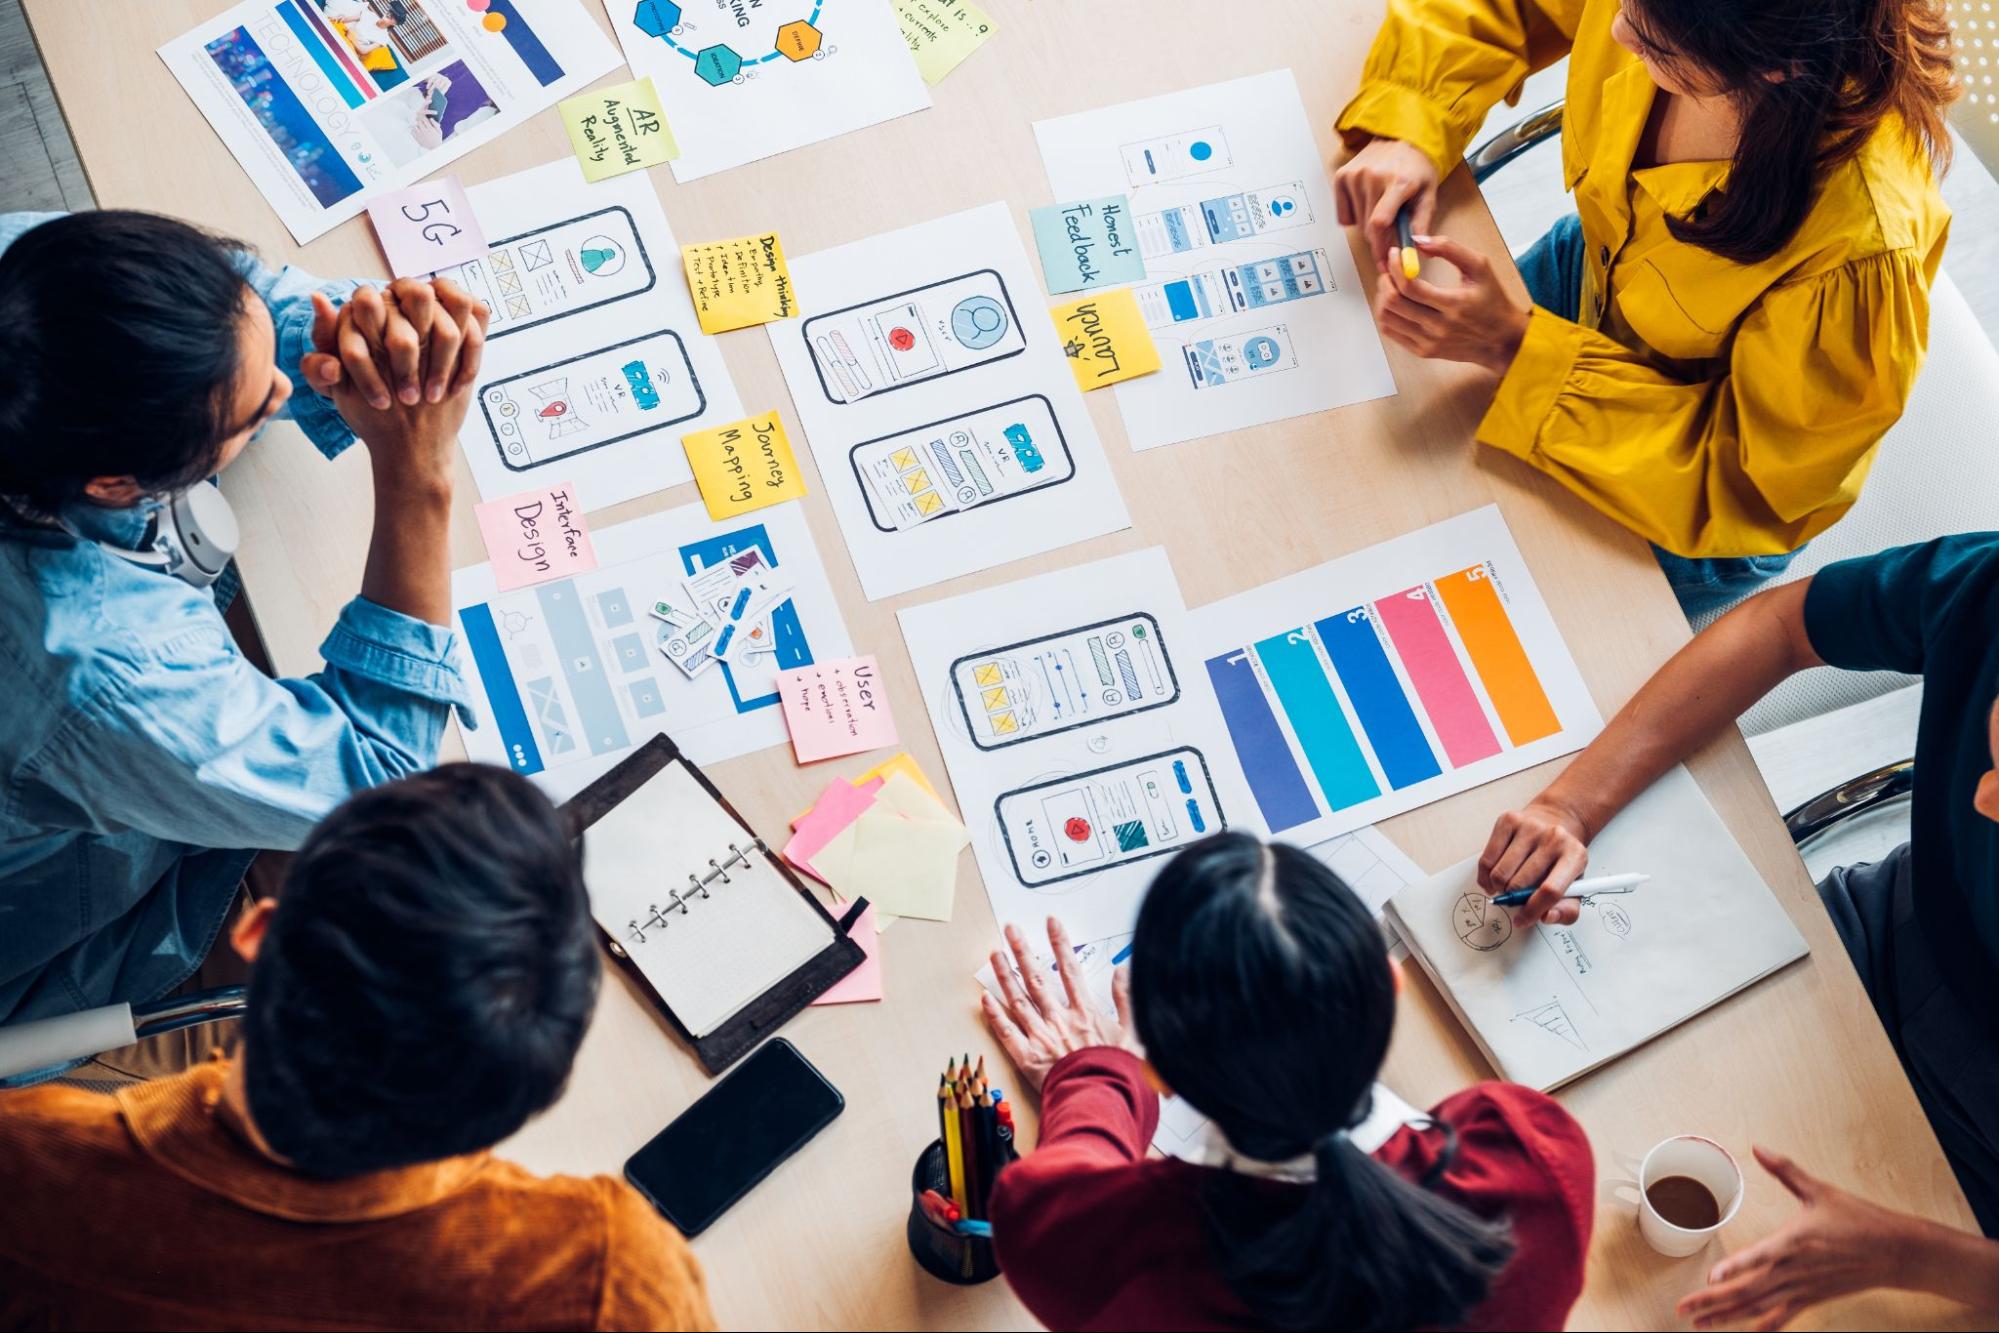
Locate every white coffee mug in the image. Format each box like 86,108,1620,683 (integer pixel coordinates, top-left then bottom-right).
1637,1135,1744,1257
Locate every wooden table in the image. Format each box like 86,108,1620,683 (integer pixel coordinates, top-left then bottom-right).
25,2,1981,1327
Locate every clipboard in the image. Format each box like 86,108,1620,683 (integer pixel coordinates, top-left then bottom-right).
563,734,867,1075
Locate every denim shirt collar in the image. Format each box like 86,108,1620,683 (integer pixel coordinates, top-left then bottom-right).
57,497,161,552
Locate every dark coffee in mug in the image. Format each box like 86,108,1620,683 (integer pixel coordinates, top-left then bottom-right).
1645,1174,1721,1230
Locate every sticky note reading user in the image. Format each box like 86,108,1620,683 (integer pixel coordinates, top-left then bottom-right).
778,656,898,763
1031,196,1144,294
473,482,597,592
367,175,488,279
682,413,806,519
895,0,997,84
559,77,676,182
1052,288,1161,391
681,233,796,333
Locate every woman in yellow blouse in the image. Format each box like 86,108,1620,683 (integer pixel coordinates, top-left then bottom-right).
1332,0,1955,613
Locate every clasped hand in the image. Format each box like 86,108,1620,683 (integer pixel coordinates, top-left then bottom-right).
300,277,488,414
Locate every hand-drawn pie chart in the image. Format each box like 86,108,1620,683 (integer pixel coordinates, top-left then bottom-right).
1452,892,1513,951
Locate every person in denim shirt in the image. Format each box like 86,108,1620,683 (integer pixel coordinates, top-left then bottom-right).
0,210,488,1042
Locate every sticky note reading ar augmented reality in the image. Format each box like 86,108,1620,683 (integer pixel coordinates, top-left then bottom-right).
559,77,677,181
1052,288,1161,391
681,233,797,334
682,413,806,520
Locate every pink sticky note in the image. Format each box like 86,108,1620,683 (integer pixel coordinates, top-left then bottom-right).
367,175,489,279
777,656,898,763
783,778,881,880
474,483,597,592
811,904,883,1005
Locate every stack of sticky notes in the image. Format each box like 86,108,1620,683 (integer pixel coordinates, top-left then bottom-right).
784,754,968,923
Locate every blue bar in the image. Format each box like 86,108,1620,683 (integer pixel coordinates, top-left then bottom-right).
1316,610,1441,790
536,582,630,757
1254,630,1380,811
460,603,543,775
1204,649,1320,832
488,2,566,86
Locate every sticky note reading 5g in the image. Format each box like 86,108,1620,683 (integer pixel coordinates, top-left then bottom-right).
683,413,807,519
559,77,677,182
367,176,488,278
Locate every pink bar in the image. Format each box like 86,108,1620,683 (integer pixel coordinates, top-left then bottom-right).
1372,587,1501,768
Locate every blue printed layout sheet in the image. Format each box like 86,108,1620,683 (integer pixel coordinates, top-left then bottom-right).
1035,69,1397,449
159,0,619,243
898,547,1260,943
451,499,852,800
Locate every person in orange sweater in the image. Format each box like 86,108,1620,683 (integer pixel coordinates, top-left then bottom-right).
981,832,1595,1331
0,764,715,1332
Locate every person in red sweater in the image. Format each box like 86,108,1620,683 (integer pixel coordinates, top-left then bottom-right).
980,831,1595,1332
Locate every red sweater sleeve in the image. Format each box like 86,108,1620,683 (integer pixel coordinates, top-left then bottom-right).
989,1047,1160,1326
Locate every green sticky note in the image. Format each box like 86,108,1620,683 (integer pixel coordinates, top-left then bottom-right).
1031,196,1146,293
559,77,677,182
895,0,997,84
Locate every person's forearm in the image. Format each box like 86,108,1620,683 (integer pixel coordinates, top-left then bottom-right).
1897,1213,1999,1310
1537,582,1820,838
360,468,453,627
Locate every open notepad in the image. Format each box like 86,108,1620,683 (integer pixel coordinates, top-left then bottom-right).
568,737,864,1071
1384,766,1808,1091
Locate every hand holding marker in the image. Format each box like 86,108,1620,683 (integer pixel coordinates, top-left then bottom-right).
1395,204,1421,281
1492,872,1651,908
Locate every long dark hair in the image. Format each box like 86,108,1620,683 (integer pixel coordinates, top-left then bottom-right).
1131,833,1513,1331
1621,0,1956,263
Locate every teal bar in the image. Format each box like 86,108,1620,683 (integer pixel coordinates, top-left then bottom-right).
1253,629,1380,810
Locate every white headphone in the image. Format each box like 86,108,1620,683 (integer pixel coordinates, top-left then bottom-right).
85,485,241,590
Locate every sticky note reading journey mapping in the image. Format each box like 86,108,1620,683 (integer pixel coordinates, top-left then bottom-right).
682,413,806,520
682,233,797,334
473,482,598,592
895,0,998,84
778,655,898,763
367,175,488,279
1052,288,1161,390
560,77,677,182
1030,196,1144,294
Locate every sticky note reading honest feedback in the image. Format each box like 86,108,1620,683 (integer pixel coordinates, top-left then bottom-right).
1052,288,1161,391
1031,196,1144,294
681,233,796,334
559,77,676,181
473,482,597,592
682,413,806,519
895,0,997,84
367,175,488,279
778,655,897,763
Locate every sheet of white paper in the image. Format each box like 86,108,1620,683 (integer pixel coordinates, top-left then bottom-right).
900,548,1258,942
1304,825,1428,919
453,499,853,801
1035,69,1396,449
1385,766,1809,1091
1187,506,1601,847
610,0,930,182
439,158,744,508
158,0,618,243
769,202,1133,600
975,925,1423,1160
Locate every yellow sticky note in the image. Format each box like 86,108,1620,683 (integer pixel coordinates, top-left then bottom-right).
559,78,676,182
843,804,968,921
682,414,806,520
681,233,797,334
1052,288,1161,391
896,0,997,84
874,772,966,832
856,752,940,801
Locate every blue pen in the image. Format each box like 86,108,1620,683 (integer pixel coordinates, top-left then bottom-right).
1492,872,1649,907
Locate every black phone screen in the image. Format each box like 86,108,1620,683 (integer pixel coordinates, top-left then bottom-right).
623,1038,843,1237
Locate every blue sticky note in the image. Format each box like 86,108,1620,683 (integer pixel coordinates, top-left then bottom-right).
1030,195,1147,294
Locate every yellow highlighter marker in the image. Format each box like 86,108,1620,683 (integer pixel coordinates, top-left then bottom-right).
1396,205,1421,280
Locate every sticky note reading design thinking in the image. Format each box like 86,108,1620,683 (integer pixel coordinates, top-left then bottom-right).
559,77,676,181
1052,288,1161,391
472,482,598,592
682,413,806,519
778,655,898,763
681,233,796,334
895,0,998,84
1030,196,1144,293
367,175,488,279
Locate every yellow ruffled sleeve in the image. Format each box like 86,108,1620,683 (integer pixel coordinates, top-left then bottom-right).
1477,249,1934,558
1334,0,1587,176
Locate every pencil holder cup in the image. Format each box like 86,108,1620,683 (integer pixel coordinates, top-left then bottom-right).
906,1139,1001,1285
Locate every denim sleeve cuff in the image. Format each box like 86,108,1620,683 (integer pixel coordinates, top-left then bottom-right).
272,289,360,461
321,596,478,728
1477,307,1582,462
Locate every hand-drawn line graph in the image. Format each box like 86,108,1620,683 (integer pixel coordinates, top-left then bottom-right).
1512,996,1588,1051
1451,891,1512,951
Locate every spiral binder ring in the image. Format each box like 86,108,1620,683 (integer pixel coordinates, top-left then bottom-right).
623,839,770,947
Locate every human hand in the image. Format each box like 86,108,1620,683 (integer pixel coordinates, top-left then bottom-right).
980,918,1138,1093
1373,234,1530,376
1333,138,1441,274
1678,1148,1914,1331
302,279,488,410
1478,795,1591,927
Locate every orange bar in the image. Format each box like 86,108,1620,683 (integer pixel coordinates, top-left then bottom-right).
1431,567,1560,746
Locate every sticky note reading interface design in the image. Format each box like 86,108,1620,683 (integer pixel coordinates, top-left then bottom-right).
472,482,597,592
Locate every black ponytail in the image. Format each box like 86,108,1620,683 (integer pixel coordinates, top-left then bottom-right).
1132,834,1514,1331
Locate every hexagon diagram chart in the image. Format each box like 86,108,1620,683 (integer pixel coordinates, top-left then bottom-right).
630,1,835,88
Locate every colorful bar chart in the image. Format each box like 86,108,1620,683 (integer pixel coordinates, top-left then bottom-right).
1315,609,1441,789
1432,567,1561,746
1203,650,1319,830
1254,629,1380,811
1373,588,1501,768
